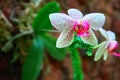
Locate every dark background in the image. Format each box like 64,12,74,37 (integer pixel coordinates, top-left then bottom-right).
0,0,120,80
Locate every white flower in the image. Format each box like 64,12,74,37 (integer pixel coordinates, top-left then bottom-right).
94,28,120,61
49,8,105,48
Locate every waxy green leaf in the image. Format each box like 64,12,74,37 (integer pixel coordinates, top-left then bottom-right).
42,34,67,61
22,37,44,80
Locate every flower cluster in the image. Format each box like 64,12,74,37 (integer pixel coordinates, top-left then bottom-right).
94,28,120,61
49,8,120,61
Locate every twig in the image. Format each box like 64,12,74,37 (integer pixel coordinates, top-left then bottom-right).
1,28,59,52
0,10,13,28
2,30,33,52
9,8,20,23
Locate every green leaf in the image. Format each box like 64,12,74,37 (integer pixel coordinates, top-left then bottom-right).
32,1,61,35
42,34,67,61
22,37,44,80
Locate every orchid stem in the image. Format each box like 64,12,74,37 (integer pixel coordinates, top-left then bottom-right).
69,47,84,80
40,29,60,32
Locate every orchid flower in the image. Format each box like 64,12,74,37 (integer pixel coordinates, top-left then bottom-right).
94,28,120,61
49,8,105,48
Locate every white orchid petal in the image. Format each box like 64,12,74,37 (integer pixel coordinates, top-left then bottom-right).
68,8,83,20
107,31,116,40
99,28,108,39
94,41,107,61
81,29,98,46
49,13,76,31
105,40,110,48
83,13,105,30
103,49,108,60
56,28,74,48
99,28,112,48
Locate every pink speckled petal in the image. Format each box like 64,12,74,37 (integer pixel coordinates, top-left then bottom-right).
56,28,74,48
68,8,83,20
49,13,76,31
81,29,98,46
83,13,105,30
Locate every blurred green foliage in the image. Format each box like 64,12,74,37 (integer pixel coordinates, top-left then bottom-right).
22,36,44,80
22,1,67,80
32,1,60,35
42,34,67,61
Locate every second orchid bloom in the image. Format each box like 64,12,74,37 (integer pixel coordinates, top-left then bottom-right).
94,28,120,61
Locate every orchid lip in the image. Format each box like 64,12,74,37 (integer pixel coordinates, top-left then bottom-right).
108,41,118,52
76,32,90,37
73,20,90,37
107,41,120,57
111,52,120,57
